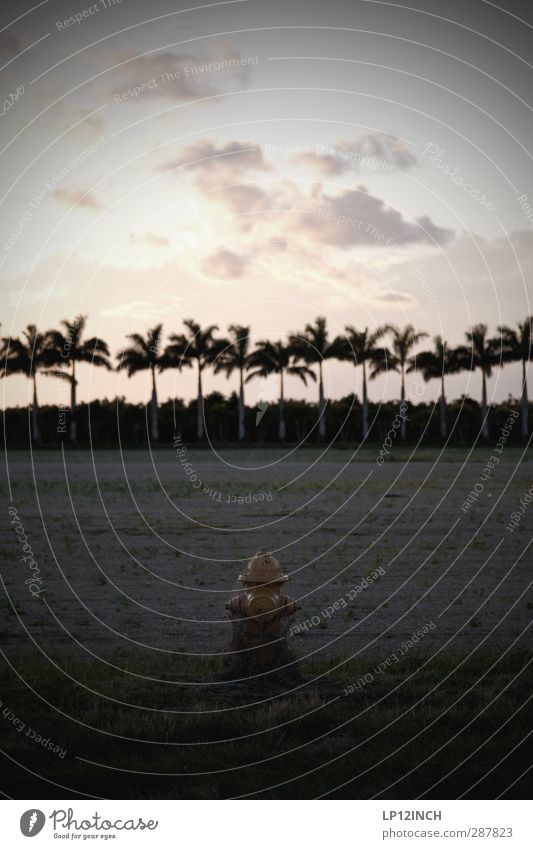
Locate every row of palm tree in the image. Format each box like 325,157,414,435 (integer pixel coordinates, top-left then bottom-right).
0,318,111,444
1,315,531,444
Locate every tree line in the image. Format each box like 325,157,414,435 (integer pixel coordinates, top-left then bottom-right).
1,315,531,445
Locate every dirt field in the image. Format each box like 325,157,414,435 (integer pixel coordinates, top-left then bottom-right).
2,446,531,666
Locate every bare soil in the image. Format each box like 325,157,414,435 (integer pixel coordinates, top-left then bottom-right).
2,446,531,666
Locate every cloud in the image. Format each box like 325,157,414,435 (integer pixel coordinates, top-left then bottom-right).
291,133,418,176
112,44,258,103
201,176,300,220
357,132,418,169
292,150,344,177
101,301,173,319
372,290,418,306
212,183,269,217
63,108,106,137
159,139,269,179
52,188,103,209
183,153,452,248
296,186,454,247
159,139,272,220
9,285,69,307
129,232,169,248
0,33,25,56
202,249,248,279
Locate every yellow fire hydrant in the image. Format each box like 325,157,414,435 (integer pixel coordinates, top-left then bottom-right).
226,547,299,671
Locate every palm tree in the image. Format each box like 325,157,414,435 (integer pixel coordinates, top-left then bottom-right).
116,325,164,441
290,317,338,439
0,325,54,443
372,324,428,440
334,325,389,440
164,319,224,440
497,317,532,438
246,340,316,440
456,323,497,440
46,315,111,443
213,324,251,441
409,335,460,439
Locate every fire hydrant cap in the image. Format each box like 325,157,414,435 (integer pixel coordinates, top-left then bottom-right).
238,546,289,584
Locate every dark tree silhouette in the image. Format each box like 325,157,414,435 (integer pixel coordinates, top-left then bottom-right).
116,324,165,441
334,325,389,440
164,320,225,439
372,324,428,440
46,315,111,443
246,340,316,440
497,316,532,438
4,313,528,447
213,324,251,441
456,323,498,440
409,335,461,439
0,325,55,443
290,317,338,440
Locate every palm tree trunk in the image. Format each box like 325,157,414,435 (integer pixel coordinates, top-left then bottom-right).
31,373,41,444
481,369,489,440
238,367,245,441
362,361,369,440
279,370,286,441
439,373,447,439
400,366,406,441
150,366,159,441
318,362,326,440
197,365,204,439
521,358,529,439
70,361,77,444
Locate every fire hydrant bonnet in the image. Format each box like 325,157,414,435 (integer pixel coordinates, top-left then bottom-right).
238,546,289,585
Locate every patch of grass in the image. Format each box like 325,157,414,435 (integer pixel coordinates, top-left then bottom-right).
0,648,530,799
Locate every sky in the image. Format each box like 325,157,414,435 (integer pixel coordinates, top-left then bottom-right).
1,0,532,411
